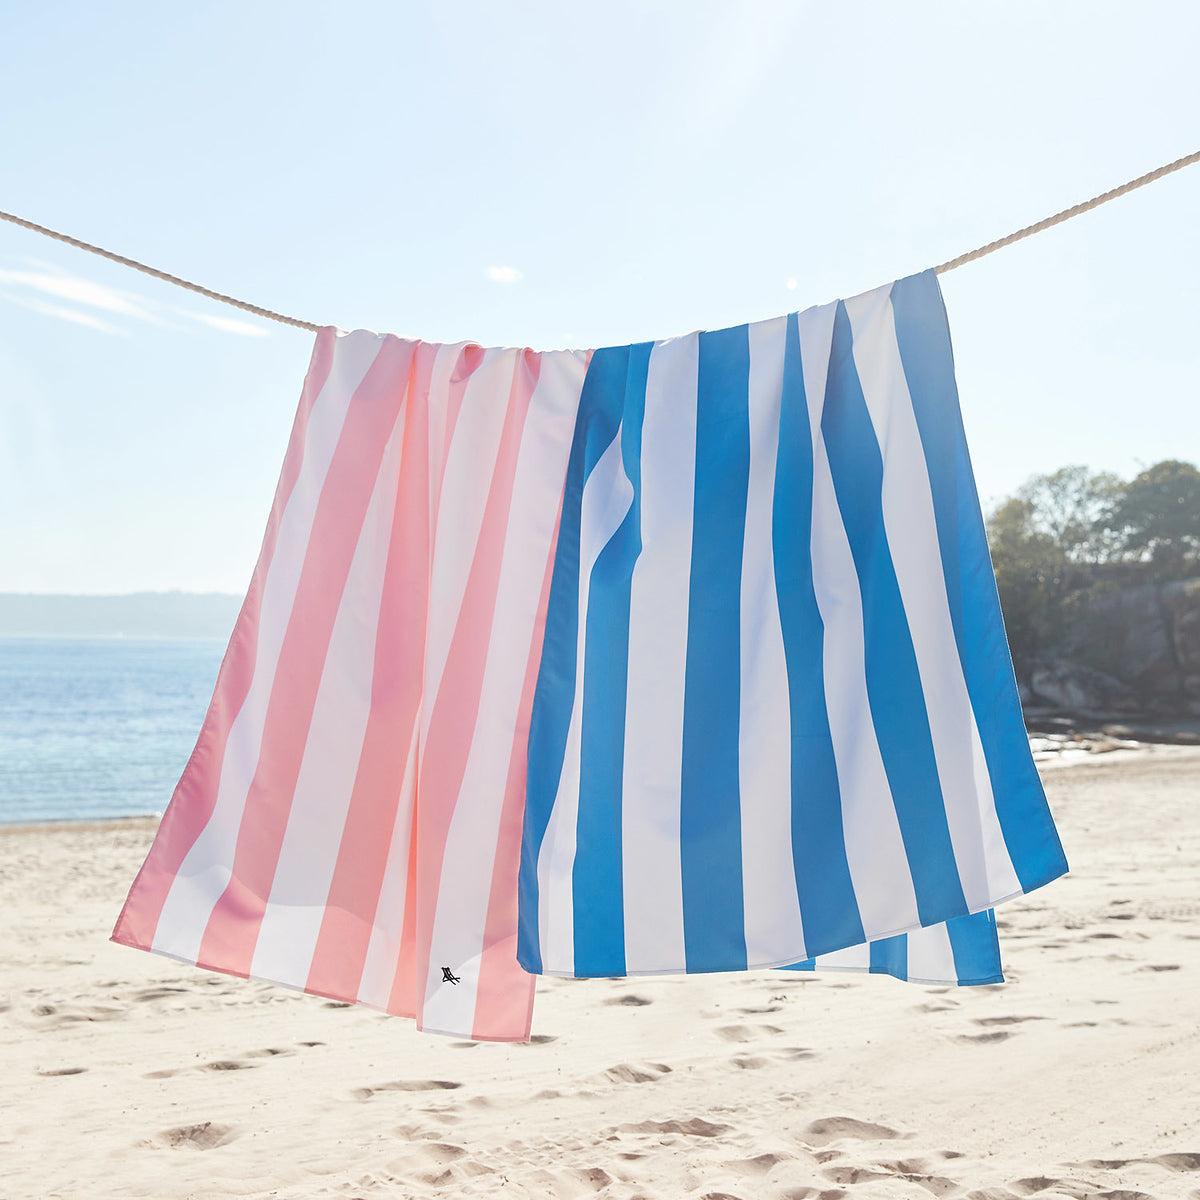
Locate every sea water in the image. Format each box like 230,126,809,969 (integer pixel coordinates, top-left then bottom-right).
0,637,224,825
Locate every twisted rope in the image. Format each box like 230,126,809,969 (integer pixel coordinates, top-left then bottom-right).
0,208,319,332
934,148,1200,275
3,148,1198,327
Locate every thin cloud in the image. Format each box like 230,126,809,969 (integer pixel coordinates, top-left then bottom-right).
0,264,161,322
181,310,271,338
0,259,271,337
486,265,523,284
0,289,126,335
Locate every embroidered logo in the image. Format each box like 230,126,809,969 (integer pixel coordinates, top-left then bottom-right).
441,967,461,985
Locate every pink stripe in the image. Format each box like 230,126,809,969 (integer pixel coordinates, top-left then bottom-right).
414,349,542,1032
304,342,435,1001
111,329,338,953
471,500,563,1041
195,337,416,978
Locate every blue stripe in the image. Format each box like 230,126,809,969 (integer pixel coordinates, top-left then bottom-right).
869,934,908,980
820,301,968,926
571,343,652,977
890,270,1067,893
679,325,751,972
773,312,865,956
945,909,1003,984
517,345,632,974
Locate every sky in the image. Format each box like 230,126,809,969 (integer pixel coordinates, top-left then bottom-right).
1,1,1197,595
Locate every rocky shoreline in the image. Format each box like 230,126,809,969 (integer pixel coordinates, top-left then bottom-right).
1024,705,1200,764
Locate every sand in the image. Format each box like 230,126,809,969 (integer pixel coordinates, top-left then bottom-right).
2,747,1198,1200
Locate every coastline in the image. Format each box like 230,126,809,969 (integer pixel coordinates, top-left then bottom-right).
0,814,160,836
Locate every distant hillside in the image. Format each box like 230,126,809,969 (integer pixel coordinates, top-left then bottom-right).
0,593,243,639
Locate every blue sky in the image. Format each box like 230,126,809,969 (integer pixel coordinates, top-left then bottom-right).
2,1,1197,594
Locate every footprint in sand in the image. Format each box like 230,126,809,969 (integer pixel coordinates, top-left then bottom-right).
353,1079,462,1100
134,986,187,1001
1139,963,1181,972
822,1166,895,1186
528,1034,557,1044
1153,1151,1200,1171
972,1016,1047,1027
715,1024,784,1042
729,1151,784,1175
804,1117,903,1146
156,1122,238,1150
416,1142,467,1165
730,1055,770,1070
896,1173,961,1196
601,1062,672,1084
619,1117,732,1138
603,993,653,1006
1010,1178,1086,1196
37,1067,87,1076
956,1030,1013,1043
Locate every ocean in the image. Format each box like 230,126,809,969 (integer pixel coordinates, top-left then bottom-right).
0,636,225,826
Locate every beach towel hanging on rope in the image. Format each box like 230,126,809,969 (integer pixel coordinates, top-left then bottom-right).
518,270,1067,984
112,269,1067,1041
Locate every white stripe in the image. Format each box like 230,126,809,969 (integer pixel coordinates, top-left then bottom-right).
738,316,806,966
844,288,1020,909
426,342,463,545
903,921,959,983
537,430,633,974
621,334,698,974
811,943,871,971
153,331,383,962
249,392,408,985
799,301,922,942
422,347,517,737
356,717,420,1009
421,350,589,1032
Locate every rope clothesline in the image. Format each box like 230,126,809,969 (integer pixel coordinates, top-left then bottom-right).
2,148,1198,334
931,147,1200,275
0,209,319,332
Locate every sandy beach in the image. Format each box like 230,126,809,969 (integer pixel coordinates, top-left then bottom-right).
2,746,1198,1200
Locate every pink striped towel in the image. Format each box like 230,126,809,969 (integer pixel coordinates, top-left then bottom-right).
112,328,590,1041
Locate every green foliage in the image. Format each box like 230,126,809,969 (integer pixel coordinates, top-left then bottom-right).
986,459,1199,678
1014,465,1126,563
986,497,1071,675
1103,459,1200,576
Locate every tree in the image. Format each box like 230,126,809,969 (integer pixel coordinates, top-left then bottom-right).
1105,460,1200,576
985,496,1072,677
1014,465,1126,564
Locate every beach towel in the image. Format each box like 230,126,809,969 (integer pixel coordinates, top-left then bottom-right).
113,269,1066,1040
519,272,1066,984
